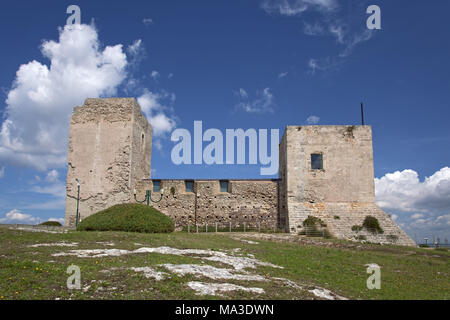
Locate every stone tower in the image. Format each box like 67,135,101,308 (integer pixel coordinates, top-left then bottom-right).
64,98,152,227
279,125,415,246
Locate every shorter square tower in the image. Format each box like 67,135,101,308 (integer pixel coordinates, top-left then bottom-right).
279,125,415,246
64,98,152,227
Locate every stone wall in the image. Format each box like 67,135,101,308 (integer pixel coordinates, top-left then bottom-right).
134,179,278,229
64,98,151,227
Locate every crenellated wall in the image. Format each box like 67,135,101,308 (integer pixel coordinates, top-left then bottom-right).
134,179,278,229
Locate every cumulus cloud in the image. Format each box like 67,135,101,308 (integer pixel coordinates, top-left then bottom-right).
375,167,450,237
0,24,129,171
137,90,177,137
0,23,177,172
278,71,288,78
306,115,320,124
234,88,275,114
0,166,4,178
0,209,39,224
375,167,450,213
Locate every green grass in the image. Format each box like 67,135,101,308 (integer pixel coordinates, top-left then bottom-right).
77,203,174,233
0,226,448,300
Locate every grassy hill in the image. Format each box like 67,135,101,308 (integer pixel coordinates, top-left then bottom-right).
0,225,448,300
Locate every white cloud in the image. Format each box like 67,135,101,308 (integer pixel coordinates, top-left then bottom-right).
306,115,320,124
338,29,373,58
261,0,337,16
151,70,160,80
137,90,177,137
262,0,375,74
303,22,325,36
0,209,39,224
234,88,275,114
308,57,337,74
0,166,4,178
375,167,450,237
278,71,288,78
45,169,59,183
375,167,450,213
0,24,130,171
411,213,424,220
0,23,175,173
142,18,154,26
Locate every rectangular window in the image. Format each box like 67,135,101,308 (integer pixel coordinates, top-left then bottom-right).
153,180,161,192
219,180,229,193
185,180,194,193
311,153,323,170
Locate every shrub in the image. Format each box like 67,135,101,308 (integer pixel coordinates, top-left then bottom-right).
299,216,332,238
362,216,384,234
77,203,174,233
352,225,363,232
170,187,176,195
334,215,340,220
39,221,62,227
302,216,326,227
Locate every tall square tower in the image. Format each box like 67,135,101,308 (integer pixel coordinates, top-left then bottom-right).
64,98,152,227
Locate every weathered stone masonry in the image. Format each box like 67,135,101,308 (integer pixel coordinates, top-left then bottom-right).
65,98,416,246
134,179,278,229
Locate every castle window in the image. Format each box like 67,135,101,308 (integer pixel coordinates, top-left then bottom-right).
311,153,323,170
219,180,229,192
153,180,161,192
185,180,194,193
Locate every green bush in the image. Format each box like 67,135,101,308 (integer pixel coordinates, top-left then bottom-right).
362,216,384,234
39,221,62,226
77,203,174,233
302,216,326,227
351,225,363,232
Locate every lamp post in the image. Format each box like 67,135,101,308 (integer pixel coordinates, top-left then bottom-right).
75,178,80,227
133,188,164,206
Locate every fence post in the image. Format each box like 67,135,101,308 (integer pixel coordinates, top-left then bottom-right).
244,222,246,232
258,222,261,233
196,224,198,233
188,224,190,233
215,222,218,233
206,223,208,233
229,221,232,232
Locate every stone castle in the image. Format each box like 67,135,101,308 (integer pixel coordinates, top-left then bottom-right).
65,98,415,246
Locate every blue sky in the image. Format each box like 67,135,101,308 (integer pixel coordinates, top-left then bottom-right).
0,0,449,242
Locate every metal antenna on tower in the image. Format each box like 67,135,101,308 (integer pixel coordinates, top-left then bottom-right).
361,102,365,125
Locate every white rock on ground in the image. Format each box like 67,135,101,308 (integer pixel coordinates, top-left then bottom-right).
29,242,79,247
52,246,282,270
187,281,264,296
130,267,167,281
161,264,267,281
